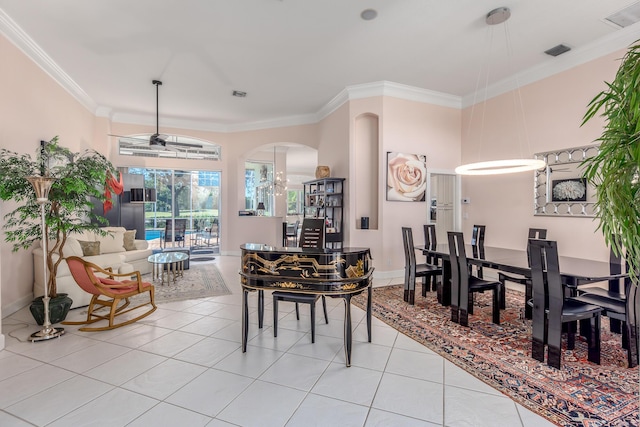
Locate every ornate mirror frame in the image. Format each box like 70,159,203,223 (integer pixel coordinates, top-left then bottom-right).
534,145,599,217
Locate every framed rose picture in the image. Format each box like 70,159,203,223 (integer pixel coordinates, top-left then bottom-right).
386,152,427,202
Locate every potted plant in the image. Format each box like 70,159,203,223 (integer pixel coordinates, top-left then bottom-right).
0,136,118,323
581,41,640,278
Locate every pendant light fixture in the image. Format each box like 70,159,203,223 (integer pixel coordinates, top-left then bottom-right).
455,7,546,175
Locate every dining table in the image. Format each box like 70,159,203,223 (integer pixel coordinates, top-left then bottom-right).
414,243,627,325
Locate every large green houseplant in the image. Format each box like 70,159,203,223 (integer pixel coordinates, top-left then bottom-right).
581,41,640,279
0,137,118,322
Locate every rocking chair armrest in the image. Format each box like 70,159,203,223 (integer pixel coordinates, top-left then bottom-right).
86,262,141,281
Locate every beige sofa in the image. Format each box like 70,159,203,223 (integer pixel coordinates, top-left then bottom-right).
33,226,153,308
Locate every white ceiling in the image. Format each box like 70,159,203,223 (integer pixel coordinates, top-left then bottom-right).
1,0,639,133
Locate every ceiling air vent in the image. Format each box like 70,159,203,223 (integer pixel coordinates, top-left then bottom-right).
545,44,571,57
605,1,640,28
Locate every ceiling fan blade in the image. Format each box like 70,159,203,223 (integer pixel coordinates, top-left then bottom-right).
112,135,149,145
166,141,204,149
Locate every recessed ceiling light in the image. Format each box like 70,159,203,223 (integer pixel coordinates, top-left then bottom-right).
232,90,247,97
361,9,377,21
605,1,640,28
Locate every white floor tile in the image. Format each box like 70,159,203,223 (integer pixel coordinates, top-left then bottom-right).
385,347,444,383
0,352,43,381
444,385,522,427
286,393,369,427
137,330,204,357
106,324,173,348
365,408,439,426
128,402,212,427
443,360,503,396
121,358,207,400
217,380,307,427
332,341,392,371
286,333,344,362
142,311,203,330
0,364,76,408
213,345,285,378
178,316,236,336
372,373,444,424
165,368,253,417
174,336,241,367
84,349,166,386
47,388,158,427
5,375,113,426
0,410,33,427
312,362,383,406
49,341,131,373
259,353,331,391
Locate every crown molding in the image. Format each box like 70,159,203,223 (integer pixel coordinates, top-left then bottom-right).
0,9,97,113
461,23,640,108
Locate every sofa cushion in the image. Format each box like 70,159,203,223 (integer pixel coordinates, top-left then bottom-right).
123,230,137,251
96,229,125,254
78,240,100,256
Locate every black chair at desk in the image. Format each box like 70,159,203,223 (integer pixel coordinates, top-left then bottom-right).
272,218,328,343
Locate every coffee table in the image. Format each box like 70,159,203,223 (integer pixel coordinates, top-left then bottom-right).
148,252,189,285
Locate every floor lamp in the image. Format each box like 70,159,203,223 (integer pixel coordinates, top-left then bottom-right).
27,176,65,342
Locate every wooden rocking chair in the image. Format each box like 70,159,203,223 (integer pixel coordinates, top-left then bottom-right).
63,256,157,332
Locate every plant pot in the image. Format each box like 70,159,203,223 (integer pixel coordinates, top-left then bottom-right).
29,293,73,325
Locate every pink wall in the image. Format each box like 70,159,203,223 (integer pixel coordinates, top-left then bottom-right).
460,50,623,260
0,35,101,319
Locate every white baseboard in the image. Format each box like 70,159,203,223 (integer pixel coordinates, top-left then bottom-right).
2,294,33,318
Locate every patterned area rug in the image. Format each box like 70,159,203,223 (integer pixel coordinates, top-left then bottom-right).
141,261,230,304
352,285,638,427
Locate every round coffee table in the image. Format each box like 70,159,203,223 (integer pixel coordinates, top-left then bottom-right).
148,252,189,285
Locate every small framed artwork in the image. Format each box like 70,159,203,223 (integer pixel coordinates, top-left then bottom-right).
387,152,427,202
551,178,587,202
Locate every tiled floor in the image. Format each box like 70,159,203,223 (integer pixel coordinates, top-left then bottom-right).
0,256,555,427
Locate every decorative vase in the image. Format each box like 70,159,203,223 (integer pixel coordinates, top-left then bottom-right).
315,166,330,179
29,293,73,325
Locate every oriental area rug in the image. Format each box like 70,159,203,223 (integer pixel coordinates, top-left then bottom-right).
141,261,230,304
352,285,639,427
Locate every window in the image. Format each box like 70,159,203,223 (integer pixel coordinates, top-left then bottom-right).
287,189,303,215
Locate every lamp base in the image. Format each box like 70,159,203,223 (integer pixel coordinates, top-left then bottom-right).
29,326,65,342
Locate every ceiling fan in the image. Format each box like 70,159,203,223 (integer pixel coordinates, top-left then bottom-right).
112,80,203,151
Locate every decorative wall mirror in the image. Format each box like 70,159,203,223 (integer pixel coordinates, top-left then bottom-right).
534,145,599,217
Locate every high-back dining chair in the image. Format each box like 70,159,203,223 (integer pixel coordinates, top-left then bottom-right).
63,256,157,331
528,239,602,369
498,228,547,316
470,225,486,278
272,218,328,343
447,231,501,326
422,224,439,292
575,242,639,367
402,227,442,304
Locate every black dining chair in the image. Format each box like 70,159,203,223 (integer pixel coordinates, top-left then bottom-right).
272,219,328,343
448,231,501,326
529,239,603,369
498,228,547,315
574,245,639,368
470,225,486,278
422,224,440,292
402,227,442,304
284,220,300,247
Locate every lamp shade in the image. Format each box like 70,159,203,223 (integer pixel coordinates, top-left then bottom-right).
26,176,56,203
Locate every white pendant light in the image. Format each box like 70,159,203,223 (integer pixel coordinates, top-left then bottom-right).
456,7,546,176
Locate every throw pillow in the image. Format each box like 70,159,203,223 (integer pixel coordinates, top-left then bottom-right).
96,229,125,254
78,240,100,256
123,230,137,251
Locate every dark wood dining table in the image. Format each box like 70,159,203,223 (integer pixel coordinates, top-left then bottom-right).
415,243,626,324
